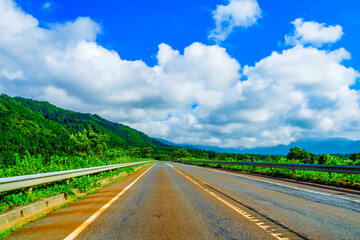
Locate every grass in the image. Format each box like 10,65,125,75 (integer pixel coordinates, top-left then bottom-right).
0,153,153,214
0,162,151,239
188,161,360,187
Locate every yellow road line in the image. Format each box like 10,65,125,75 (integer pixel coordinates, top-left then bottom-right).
166,163,289,240
63,163,155,240
184,163,360,204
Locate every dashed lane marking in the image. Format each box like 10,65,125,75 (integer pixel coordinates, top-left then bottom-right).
166,163,290,240
178,163,360,204
63,163,155,240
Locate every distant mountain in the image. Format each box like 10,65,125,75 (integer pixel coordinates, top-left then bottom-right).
0,94,167,163
159,137,360,155
240,138,358,155
155,138,199,150
230,138,359,155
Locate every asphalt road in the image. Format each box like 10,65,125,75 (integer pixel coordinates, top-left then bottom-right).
171,162,360,240
6,162,360,240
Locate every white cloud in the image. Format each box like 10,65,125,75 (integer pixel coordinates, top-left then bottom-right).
0,0,360,150
49,17,101,45
285,18,343,47
209,0,261,42
42,2,51,9
235,46,359,147
0,0,39,35
136,45,359,149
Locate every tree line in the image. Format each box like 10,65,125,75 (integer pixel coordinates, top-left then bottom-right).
1,94,359,168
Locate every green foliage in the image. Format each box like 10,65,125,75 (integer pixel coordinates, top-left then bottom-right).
5,95,166,148
287,147,317,164
141,147,154,158
0,95,161,215
208,151,216,159
0,94,167,166
349,153,360,163
69,126,109,157
318,153,331,164
185,160,360,187
0,95,70,165
0,152,144,213
127,147,142,158
104,148,126,160
172,148,190,160
2,94,360,213
179,146,360,187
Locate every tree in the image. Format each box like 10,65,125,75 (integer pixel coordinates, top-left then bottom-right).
287,147,317,164
318,153,331,164
69,126,109,157
141,147,154,158
87,126,109,157
208,151,216,159
153,154,167,161
349,153,360,163
172,148,190,160
128,147,141,158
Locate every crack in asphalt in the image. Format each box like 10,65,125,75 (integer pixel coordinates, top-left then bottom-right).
193,196,239,240
122,190,147,223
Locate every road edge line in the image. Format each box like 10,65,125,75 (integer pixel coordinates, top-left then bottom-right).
183,163,360,204
63,163,156,240
166,163,291,240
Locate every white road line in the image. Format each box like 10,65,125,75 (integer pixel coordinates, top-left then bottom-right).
176,163,360,204
63,163,155,240
167,163,289,240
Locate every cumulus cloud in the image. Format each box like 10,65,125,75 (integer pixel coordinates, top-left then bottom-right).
143,45,359,149
209,0,261,42
0,0,360,149
42,2,51,9
285,18,344,47
235,46,359,146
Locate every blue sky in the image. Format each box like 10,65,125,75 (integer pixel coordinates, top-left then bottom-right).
16,0,360,69
1,0,360,149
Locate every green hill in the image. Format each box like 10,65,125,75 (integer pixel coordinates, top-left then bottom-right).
0,94,166,164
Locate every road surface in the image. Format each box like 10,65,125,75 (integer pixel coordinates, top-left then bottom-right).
6,162,360,240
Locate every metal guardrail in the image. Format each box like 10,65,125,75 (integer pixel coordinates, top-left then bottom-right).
0,161,151,193
174,160,360,174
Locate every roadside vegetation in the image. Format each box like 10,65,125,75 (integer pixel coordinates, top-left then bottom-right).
1,94,360,215
175,147,360,187
0,127,152,214
0,94,166,166
0,95,162,214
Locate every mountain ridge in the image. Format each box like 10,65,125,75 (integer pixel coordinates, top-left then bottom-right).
159,137,360,155
0,94,167,164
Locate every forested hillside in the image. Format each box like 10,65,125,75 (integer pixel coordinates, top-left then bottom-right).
0,94,166,165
